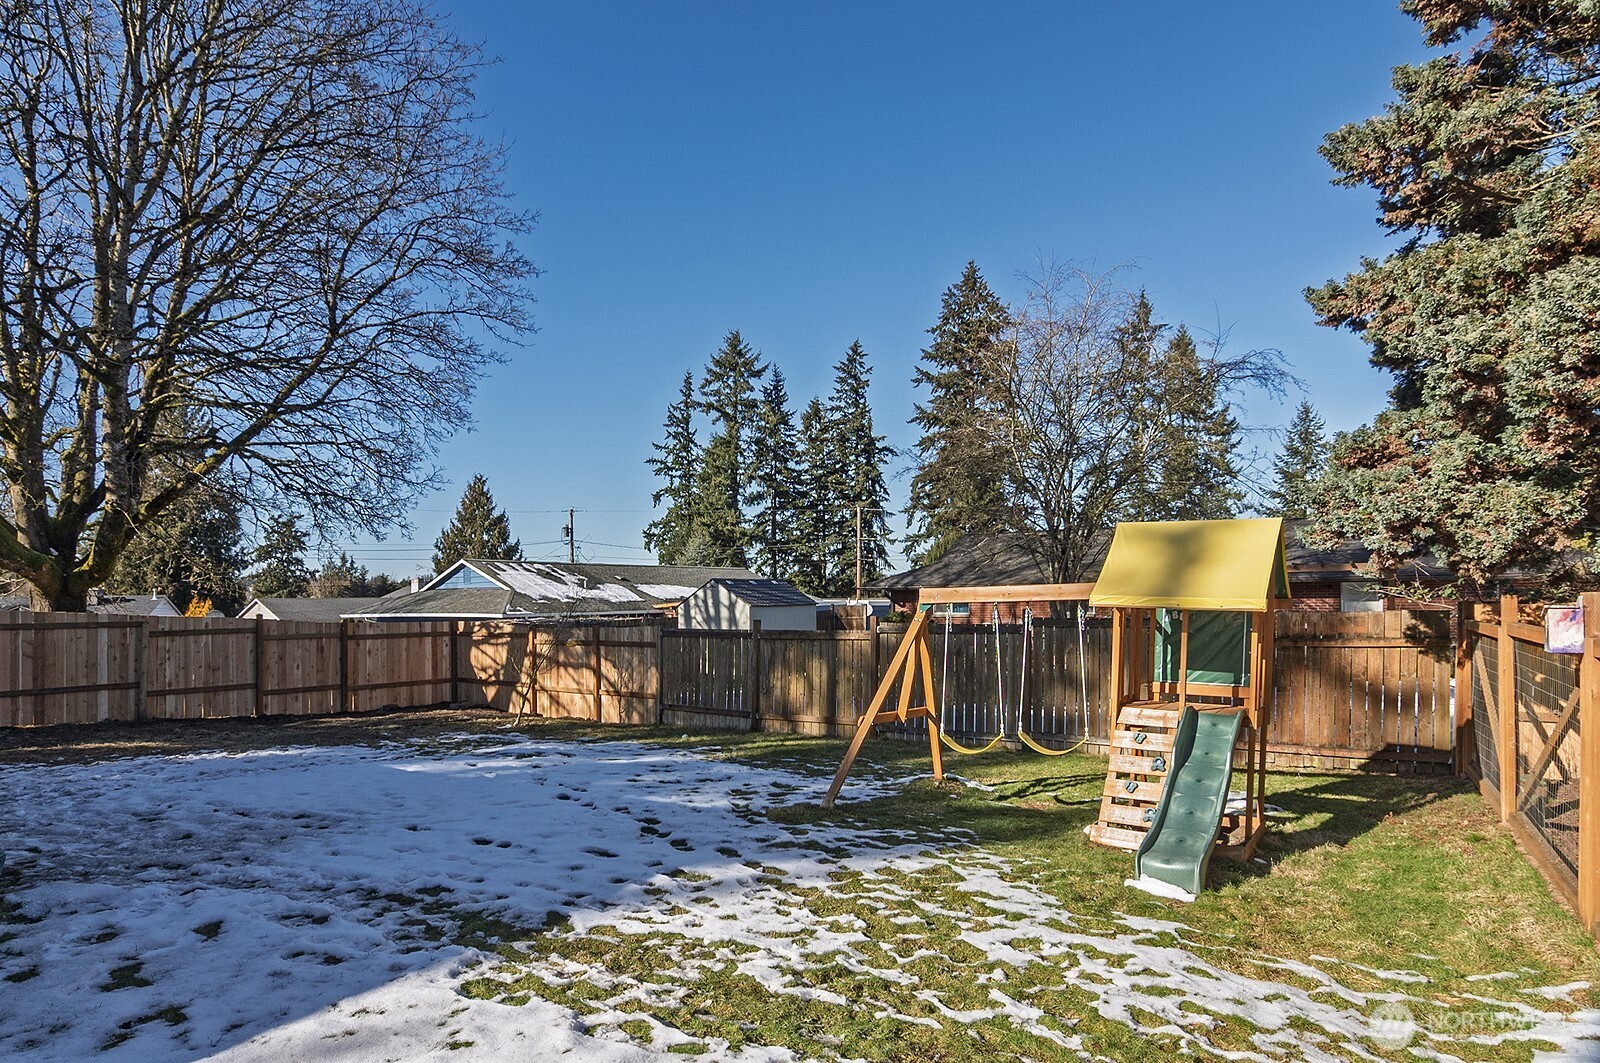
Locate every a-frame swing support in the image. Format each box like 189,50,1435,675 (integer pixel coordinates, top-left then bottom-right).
821,584,1093,809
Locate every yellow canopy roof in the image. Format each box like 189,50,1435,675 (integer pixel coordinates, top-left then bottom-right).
1088,518,1290,612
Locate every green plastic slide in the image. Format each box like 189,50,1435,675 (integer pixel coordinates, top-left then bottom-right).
1131,706,1243,900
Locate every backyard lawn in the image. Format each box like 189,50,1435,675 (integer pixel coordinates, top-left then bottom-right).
0,710,1596,1061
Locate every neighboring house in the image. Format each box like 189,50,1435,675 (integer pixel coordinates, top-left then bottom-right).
870,520,1474,621
678,579,817,631
0,591,182,617
813,598,892,630
342,559,761,623
238,596,393,622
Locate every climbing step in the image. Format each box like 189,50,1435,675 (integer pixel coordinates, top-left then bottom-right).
1091,701,1182,851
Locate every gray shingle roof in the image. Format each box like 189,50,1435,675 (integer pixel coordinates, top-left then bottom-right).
348,560,761,621
705,578,815,607
243,597,391,622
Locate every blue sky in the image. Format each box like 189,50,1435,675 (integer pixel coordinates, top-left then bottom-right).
338,1,1436,576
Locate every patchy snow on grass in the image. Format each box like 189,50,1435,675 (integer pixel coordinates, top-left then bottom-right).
0,736,1595,1062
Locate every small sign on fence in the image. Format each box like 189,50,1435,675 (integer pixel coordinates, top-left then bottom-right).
1544,604,1585,654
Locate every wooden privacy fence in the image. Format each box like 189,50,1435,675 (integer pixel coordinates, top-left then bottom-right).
661,610,1456,772
0,615,660,728
1461,594,1600,933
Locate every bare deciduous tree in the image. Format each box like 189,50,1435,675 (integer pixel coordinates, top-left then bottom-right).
998,263,1289,584
0,0,535,610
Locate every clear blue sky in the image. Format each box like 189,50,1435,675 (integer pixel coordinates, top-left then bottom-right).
337,1,1435,576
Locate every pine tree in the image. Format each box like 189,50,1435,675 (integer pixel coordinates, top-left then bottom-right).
790,398,841,594
905,261,1012,565
822,341,894,594
643,372,701,563
748,369,801,579
432,474,521,573
1307,3,1600,589
689,330,767,567
1139,326,1245,521
251,515,313,598
1268,401,1329,520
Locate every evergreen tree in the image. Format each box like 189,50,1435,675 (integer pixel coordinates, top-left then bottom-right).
748,369,802,579
432,474,521,573
310,552,366,598
1140,326,1245,521
643,372,701,563
1268,401,1329,520
790,398,842,594
905,262,1012,565
689,330,767,567
251,515,313,598
1307,2,1600,590
108,477,248,615
822,341,894,594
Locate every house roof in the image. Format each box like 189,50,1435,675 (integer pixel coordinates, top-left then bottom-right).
241,597,390,622
346,560,760,621
1090,518,1290,612
869,519,1458,595
0,593,179,616
699,578,815,607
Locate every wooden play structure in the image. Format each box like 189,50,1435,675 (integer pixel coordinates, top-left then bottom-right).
1086,517,1288,868
821,517,1289,885
820,582,1093,809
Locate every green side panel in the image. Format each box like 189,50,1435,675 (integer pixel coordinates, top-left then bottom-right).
1134,707,1245,896
1155,609,1251,686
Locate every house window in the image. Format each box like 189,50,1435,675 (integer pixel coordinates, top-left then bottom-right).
1340,582,1383,613
932,602,971,617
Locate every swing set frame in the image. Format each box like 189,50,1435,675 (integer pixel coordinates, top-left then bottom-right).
820,583,1093,809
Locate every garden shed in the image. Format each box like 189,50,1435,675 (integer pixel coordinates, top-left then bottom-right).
678,579,816,632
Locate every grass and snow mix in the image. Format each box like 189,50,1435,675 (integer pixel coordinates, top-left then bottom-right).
0,733,1596,1061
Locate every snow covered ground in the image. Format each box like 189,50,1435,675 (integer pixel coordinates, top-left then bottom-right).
0,735,1595,1061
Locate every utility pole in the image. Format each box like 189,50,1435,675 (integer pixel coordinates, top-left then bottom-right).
854,503,862,602
563,508,576,563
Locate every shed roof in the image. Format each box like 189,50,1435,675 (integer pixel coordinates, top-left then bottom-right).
1089,518,1290,612
702,578,815,607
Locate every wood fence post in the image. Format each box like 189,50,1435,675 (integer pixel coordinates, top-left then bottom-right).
1578,592,1600,933
592,625,603,722
339,621,351,714
748,620,762,733
450,621,462,707
1498,594,1518,822
1455,599,1474,777
133,618,149,723
253,617,266,718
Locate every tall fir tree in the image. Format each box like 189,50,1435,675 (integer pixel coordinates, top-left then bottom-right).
748,369,802,579
1306,3,1600,589
432,474,521,573
1268,401,1329,520
251,515,313,598
822,341,894,595
905,261,1012,565
1140,326,1245,521
689,330,767,567
790,397,842,595
643,371,701,563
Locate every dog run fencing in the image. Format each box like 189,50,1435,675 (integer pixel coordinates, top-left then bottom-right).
1460,594,1600,932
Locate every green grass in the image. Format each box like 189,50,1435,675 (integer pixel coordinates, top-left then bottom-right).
427,718,1600,1061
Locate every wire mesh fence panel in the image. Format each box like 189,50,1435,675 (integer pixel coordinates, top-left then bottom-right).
1513,639,1581,881
1471,634,1498,792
